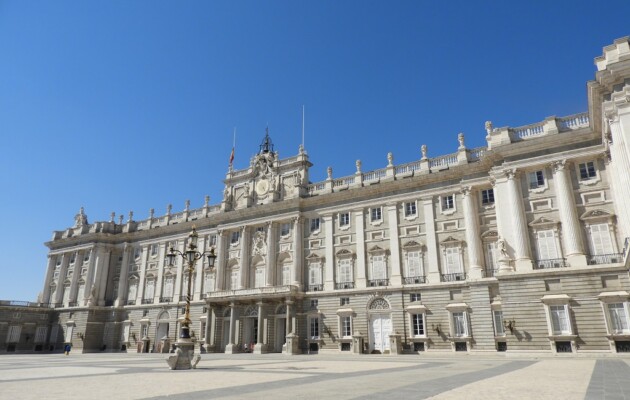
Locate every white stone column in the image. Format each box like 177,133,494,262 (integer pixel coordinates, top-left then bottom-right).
225,303,237,354
115,243,131,307
208,306,216,348
387,203,402,286
240,226,250,289
607,113,630,239
354,209,367,288
254,301,265,354
68,250,83,306
92,246,112,306
216,230,227,290
461,187,484,279
285,300,292,335
323,215,335,291
266,221,277,287
422,197,441,283
83,247,97,304
551,160,586,266
41,255,56,304
154,243,166,303
53,253,69,305
291,217,303,288
204,305,212,346
172,241,185,301
193,236,205,300
505,170,532,271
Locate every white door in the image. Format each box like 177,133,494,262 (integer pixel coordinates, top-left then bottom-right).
370,314,392,353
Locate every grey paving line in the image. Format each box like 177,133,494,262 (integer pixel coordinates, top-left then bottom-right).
584,359,630,400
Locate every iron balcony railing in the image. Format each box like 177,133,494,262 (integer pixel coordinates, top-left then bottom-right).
308,284,324,292
141,298,154,305
588,253,624,265
404,276,426,284
335,282,355,290
126,300,136,306
534,258,568,270
441,273,467,282
368,279,390,287
68,301,78,307
179,295,188,301
160,296,173,303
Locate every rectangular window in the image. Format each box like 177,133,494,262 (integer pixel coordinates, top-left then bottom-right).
339,212,350,227
64,325,74,342
144,279,155,299
579,161,596,180
485,242,499,272
529,170,545,189
141,324,149,338
406,251,422,277
310,299,318,309
230,270,239,289
452,312,467,337
537,230,559,260
340,297,350,306
150,244,158,256
34,326,48,344
371,255,386,280
203,273,215,293
122,324,131,342
7,325,21,343
255,268,265,288
410,293,421,302
256,226,265,233
493,310,505,336
444,247,462,274
481,189,495,205
338,259,353,283
370,207,382,222
412,314,425,336
550,305,571,334
282,265,291,285
404,202,417,217
310,218,320,232
309,263,322,285
608,303,629,334
230,231,240,244
208,235,217,246
441,195,454,211
341,316,352,337
590,224,614,255
280,223,291,236
310,317,320,339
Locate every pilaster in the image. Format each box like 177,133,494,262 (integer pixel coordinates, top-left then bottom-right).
354,209,367,288
115,243,131,307
241,226,250,289
323,215,335,291
386,204,402,285
41,255,56,304
266,221,277,287
422,197,441,283
505,170,532,271
216,230,226,290
461,187,484,278
291,217,303,288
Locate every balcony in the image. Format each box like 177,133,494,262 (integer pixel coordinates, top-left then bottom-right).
308,284,324,292
335,282,355,290
126,300,136,306
51,303,63,308
441,273,466,282
179,295,189,301
587,253,623,265
160,296,173,303
534,258,568,270
141,298,154,305
404,276,426,284
368,279,389,287
68,301,78,307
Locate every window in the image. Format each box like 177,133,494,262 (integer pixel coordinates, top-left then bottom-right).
230,231,240,244
34,326,48,344
370,207,382,222
309,263,322,285
163,277,174,298
441,195,454,211
230,269,239,289
529,170,545,189
310,218,320,233
310,299,318,309
549,305,571,335
6,325,21,343
282,265,291,285
371,255,387,280
410,293,421,302
608,303,630,334
64,324,74,342
452,312,468,337
141,324,149,338
208,235,217,246
338,259,353,283
444,247,462,274
339,212,350,227
485,241,499,272
150,244,159,256
280,223,291,236
127,281,137,302
340,297,350,306
412,314,425,336
589,224,615,255
256,226,265,233
481,189,495,205
404,202,417,217
341,316,352,337
493,310,505,336
255,268,265,288
144,279,155,299
309,317,320,339
579,161,596,180
406,251,423,278
200,321,206,341
536,230,559,260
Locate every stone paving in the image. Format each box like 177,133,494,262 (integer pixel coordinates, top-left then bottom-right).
2,353,630,399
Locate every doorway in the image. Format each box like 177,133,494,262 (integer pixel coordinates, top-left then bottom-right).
369,314,392,353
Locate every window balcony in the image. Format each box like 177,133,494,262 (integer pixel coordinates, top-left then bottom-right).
587,253,623,265
404,276,427,284
179,295,188,301
52,303,63,308
368,279,389,287
308,284,324,292
141,298,154,305
335,282,355,290
441,273,466,282
534,258,568,270
68,301,78,307
160,296,173,303
126,300,136,306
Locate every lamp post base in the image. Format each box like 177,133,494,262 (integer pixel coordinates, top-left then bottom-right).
166,340,199,370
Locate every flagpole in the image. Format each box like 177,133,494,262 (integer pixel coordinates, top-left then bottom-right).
302,105,305,150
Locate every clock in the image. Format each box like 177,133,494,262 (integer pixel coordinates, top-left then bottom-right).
256,179,269,195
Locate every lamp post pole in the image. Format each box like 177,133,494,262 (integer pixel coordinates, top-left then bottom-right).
165,226,216,369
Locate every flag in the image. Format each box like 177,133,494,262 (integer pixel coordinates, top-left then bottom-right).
229,147,235,166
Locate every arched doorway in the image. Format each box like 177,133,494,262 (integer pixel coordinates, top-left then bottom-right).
155,311,170,352
368,298,392,354
275,304,287,352
242,305,258,352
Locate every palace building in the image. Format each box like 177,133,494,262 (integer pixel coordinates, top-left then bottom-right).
3,37,630,355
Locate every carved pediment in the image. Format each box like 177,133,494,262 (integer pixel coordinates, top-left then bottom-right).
440,236,462,246
529,216,558,227
580,209,615,221
306,252,323,261
336,249,354,258
402,240,423,249
367,245,386,254
481,230,499,239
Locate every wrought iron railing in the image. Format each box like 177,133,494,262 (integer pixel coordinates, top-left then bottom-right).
179,295,188,301
533,258,568,270
308,284,324,292
141,298,154,305
587,253,624,265
335,282,355,290
404,276,427,284
68,301,78,307
368,279,390,287
441,273,466,282
160,296,173,303
126,300,136,306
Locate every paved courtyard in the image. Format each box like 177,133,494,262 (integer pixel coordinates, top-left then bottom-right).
2,352,630,400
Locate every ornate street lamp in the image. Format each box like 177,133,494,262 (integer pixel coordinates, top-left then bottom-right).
165,227,216,369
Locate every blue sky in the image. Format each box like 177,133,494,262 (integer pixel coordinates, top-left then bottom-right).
1,0,629,301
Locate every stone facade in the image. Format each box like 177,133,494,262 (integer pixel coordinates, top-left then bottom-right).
3,37,630,355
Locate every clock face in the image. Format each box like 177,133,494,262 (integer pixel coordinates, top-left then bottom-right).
256,179,269,195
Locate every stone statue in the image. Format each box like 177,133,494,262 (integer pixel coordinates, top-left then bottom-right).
485,121,493,135
497,237,508,259
327,166,333,180
223,187,231,202
387,152,393,166
204,195,210,206
128,211,134,223
421,145,428,160
458,133,465,149
356,159,362,173
243,183,250,198
74,207,88,228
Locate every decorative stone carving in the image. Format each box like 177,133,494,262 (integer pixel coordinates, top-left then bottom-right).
356,160,362,173
368,298,390,310
74,207,88,228
458,132,465,149
421,145,428,160
387,152,393,166
252,231,267,257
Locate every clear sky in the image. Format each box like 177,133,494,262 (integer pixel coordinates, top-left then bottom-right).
1,1,629,301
